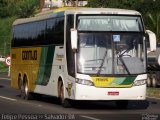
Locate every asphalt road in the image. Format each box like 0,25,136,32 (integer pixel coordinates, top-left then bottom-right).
0,72,160,120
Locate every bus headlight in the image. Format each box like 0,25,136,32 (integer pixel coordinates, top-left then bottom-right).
133,80,146,86
76,79,94,86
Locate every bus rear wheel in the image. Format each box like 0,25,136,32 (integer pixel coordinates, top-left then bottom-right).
18,76,22,90
59,81,71,108
20,77,32,100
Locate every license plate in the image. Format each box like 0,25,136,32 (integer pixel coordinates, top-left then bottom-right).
108,92,119,96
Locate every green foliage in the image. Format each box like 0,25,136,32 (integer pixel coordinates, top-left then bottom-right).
87,0,109,7
0,16,17,56
147,88,160,98
0,62,8,72
17,0,39,18
0,0,39,18
0,0,21,18
145,12,160,39
0,0,39,56
87,0,140,9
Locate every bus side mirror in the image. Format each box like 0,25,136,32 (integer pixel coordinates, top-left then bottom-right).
146,30,156,51
71,28,78,52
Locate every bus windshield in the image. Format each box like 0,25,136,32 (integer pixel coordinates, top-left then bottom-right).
77,15,146,75
77,15,143,32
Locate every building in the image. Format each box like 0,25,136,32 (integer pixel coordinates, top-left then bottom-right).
44,0,88,8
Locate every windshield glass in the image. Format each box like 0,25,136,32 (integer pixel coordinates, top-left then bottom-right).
77,33,146,75
77,15,146,75
78,15,143,32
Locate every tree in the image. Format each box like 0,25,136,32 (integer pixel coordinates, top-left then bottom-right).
0,0,39,18
145,12,160,40
87,0,139,9
139,0,160,41
17,0,39,18
87,0,109,7
0,0,12,18
0,0,40,57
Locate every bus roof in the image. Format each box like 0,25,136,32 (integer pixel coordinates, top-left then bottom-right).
65,8,141,15
13,7,141,26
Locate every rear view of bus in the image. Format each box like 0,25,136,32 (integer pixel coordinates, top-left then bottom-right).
68,8,147,108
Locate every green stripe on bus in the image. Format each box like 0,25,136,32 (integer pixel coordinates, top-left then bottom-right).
121,77,135,85
36,45,55,85
110,77,136,86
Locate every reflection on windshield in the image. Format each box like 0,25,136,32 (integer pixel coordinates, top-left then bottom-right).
78,16,143,32
77,33,146,75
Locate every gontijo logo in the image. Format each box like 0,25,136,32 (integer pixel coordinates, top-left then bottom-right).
22,50,37,60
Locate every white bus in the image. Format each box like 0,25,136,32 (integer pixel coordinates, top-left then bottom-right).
11,7,151,108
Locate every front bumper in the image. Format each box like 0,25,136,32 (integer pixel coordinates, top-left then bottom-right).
75,83,146,100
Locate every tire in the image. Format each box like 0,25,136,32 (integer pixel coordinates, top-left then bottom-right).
147,76,152,87
59,81,71,108
18,76,22,90
152,75,157,88
20,77,32,100
115,100,128,109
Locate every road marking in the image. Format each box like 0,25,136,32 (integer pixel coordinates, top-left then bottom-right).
0,96,17,101
147,96,160,100
80,115,101,120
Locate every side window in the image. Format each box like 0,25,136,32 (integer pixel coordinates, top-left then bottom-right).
46,18,56,44
12,26,17,47
36,20,46,45
46,17,64,45
13,25,24,47
12,17,64,47
54,17,64,44
66,15,75,77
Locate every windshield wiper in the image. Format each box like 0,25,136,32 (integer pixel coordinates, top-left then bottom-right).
118,56,131,75
96,50,108,76
118,48,131,75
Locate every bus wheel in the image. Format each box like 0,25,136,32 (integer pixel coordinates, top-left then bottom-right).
115,100,128,109
20,82,25,99
21,78,32,100
18,76,22,90
152,75,157,88
59,81,71,108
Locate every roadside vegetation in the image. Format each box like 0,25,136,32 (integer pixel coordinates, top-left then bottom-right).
0,0,39,71
147,88,160,98
0,0,39,56
0,62,8,72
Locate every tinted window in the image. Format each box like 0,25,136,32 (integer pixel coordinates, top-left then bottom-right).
12,17,64,47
